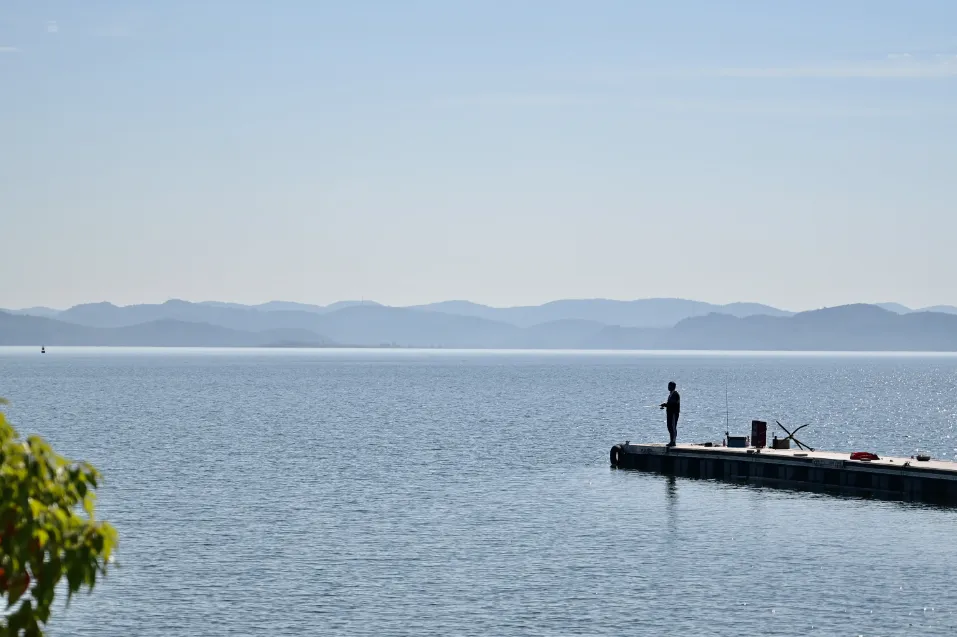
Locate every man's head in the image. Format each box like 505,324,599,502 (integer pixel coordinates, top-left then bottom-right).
668,381,676,391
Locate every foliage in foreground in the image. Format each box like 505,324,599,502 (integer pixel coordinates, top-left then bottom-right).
0,398,117,636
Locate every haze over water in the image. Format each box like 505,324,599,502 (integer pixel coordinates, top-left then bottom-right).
2,347,956,636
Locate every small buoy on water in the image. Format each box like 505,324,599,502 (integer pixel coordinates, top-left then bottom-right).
41,346,46,354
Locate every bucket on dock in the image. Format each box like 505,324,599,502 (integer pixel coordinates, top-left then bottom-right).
751,420,767,448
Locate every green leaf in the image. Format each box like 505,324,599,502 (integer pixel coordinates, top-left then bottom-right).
33,528,49,548
82,492,96,518
28,498,44,519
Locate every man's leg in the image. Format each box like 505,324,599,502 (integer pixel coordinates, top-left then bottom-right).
667,413,677,445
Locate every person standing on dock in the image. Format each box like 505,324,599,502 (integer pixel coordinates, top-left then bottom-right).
660,381,680,447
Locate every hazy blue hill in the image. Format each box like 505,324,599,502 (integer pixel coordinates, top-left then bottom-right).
0,312,331,346
516,298,712,327
895,311,957,349
917,305,957,315
521,319,608,349
309,305,522,348
199,300,382,313
105,319,278,347
0,312,95,344
56,300,334,333
56,301,172,328
407,300,504,322
197,301,253,310
721,302,794,317
871,303,957,315
58,300,254,328
414,297,792,327
661,304,957,351
253,301,327,312
875,302,913,314
7,306,62,318
323,300,383,311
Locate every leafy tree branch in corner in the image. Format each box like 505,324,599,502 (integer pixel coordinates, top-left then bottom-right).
0,397,117,636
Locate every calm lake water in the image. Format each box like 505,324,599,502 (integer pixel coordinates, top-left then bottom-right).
2,347,957,636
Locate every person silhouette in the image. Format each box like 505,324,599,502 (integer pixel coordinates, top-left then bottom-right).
659,381,680,447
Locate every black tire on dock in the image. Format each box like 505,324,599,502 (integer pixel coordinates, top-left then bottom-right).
610,445,621,467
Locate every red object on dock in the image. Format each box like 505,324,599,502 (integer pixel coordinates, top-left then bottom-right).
850,451,880,461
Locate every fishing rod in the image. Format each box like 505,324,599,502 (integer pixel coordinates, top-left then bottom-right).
725,372,729,433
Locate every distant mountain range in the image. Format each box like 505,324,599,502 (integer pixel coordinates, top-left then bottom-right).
4,298,957,350
406,299,794,327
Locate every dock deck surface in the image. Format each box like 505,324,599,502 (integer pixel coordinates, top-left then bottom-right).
632,443,957,476
611,442,957,504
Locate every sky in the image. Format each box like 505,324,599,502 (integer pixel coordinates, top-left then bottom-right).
2,0,956,311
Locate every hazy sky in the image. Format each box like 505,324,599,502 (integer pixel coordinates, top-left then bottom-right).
2,1,956,311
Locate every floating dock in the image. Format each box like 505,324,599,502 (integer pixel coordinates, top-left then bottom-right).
610,442,957,505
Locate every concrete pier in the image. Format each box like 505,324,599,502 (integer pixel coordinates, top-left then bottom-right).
610,443,957,505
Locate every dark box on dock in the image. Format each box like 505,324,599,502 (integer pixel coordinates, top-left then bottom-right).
772,437,790,449
751,420,767,448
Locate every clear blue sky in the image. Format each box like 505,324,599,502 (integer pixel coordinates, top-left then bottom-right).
2,1,956,311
